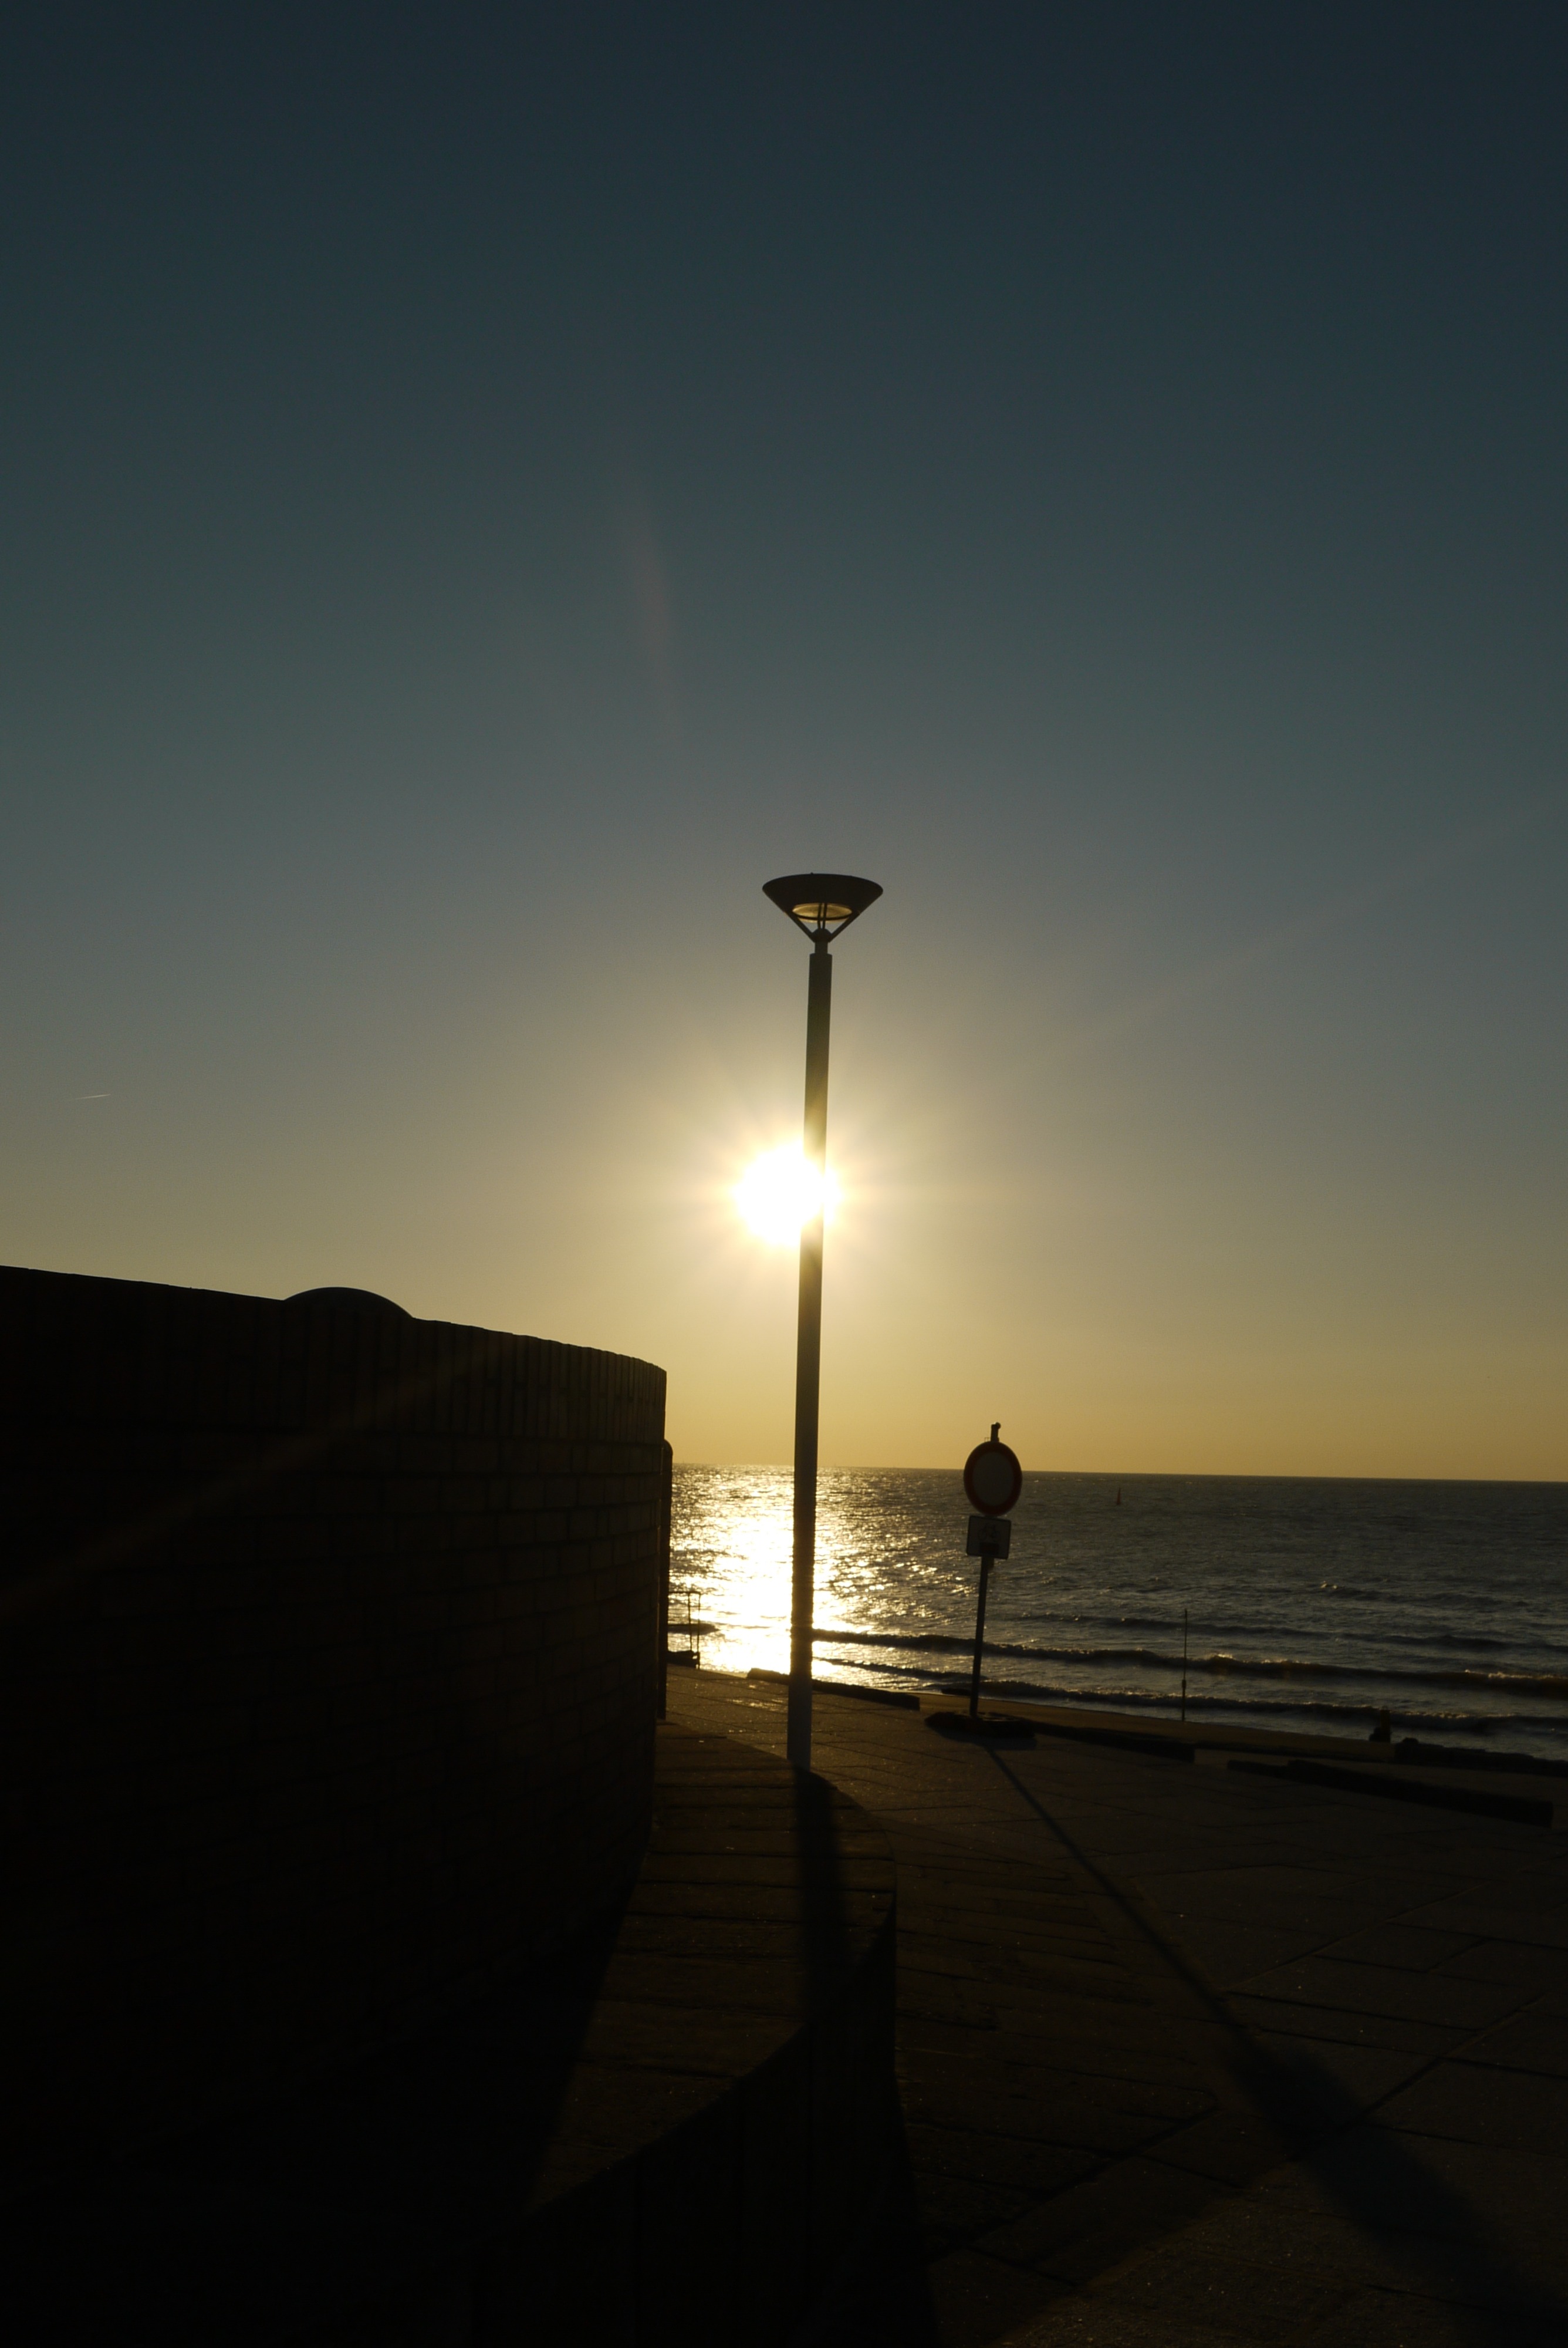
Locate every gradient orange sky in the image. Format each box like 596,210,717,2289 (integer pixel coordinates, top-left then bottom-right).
4,8,1564,1481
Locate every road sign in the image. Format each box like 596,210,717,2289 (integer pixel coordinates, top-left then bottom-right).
961,1425,1022,1722
964,1432,1022,1516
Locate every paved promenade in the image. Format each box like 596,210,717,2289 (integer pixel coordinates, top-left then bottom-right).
6,1725,894,2346
668,1671,1568,2348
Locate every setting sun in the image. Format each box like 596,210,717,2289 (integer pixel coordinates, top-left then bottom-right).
733,1146,840,1246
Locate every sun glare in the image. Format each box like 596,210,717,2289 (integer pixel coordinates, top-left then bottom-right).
734,1146,840,1245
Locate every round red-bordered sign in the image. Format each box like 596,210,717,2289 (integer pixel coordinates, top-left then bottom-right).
964,1436,1022,1516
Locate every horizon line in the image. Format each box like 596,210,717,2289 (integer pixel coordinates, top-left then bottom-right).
671,1462,1568,1488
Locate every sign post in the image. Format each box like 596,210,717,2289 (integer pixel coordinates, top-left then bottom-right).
962,1425,1023,1722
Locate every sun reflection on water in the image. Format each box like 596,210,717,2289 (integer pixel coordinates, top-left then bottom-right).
669,1464,969,1681
667,1467,1568,1759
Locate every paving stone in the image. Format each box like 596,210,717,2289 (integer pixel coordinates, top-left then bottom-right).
904,2123,1103,2201
1449,2013,1568,2076
1299,2285,1566,2346
1083,2240,1354,2339
1234,1959,1519,2033
1320,1927,1481,1972
1116,1868,1397,1937
1141,2110,1301,2188
1158,1920,1322,1986
614,1914,806,1959
668,1675,1568,2348
578,1997,793,2075
1002,2305,1251,2347
898,2066,1176,2160
1398,1902,1568,1951
1188,2195,1568,2314
976,2156,1222,2283
909,1896,1101,1934
1433,1939,1568,1992
906,2022,1213,2101
904,2045,1211,2125
596,1949,832,2013
1249,2033,1432,2114
1229,1994,1459,2056
1008,2248,1562,2347
899,1980,1003,2032
925,2251,1070,2348
1376,2062,1568,2156
1011,1951,1150,2002
916,2167,1038,2256
1258,2126,1568,2251
900,1934,1003,1982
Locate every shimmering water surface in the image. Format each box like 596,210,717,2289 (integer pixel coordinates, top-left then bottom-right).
671,1468,1568,1759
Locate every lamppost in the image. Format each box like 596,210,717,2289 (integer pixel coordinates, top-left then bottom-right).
762,871,883,1770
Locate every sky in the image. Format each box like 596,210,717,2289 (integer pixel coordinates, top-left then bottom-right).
2,2,1564,1477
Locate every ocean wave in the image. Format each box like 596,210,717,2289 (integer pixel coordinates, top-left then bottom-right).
809,1627,1568,1700
810,1657,1568,1747
675,1464,1568,1765
920,1678,1540,1733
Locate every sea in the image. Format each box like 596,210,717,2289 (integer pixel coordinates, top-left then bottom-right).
670,1468,1568,1762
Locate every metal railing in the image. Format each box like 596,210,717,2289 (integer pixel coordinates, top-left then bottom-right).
666,1587,702,1670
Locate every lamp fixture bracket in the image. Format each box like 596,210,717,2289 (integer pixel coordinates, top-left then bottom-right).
762,871,883,944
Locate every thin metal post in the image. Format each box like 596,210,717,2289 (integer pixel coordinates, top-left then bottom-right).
788,937,833,1769
968,1551,995,1719
1181,1605,1188,1724
657,1439,673,1722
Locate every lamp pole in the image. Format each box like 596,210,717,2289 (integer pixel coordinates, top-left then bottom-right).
763,872,882,1772
790,935,831,1768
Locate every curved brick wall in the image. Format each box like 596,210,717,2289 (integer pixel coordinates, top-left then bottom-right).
0,1266,666,2191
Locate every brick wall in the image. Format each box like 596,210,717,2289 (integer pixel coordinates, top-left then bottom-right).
0,1267,667,2192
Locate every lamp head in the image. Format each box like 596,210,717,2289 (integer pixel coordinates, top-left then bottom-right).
763,871,883,944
